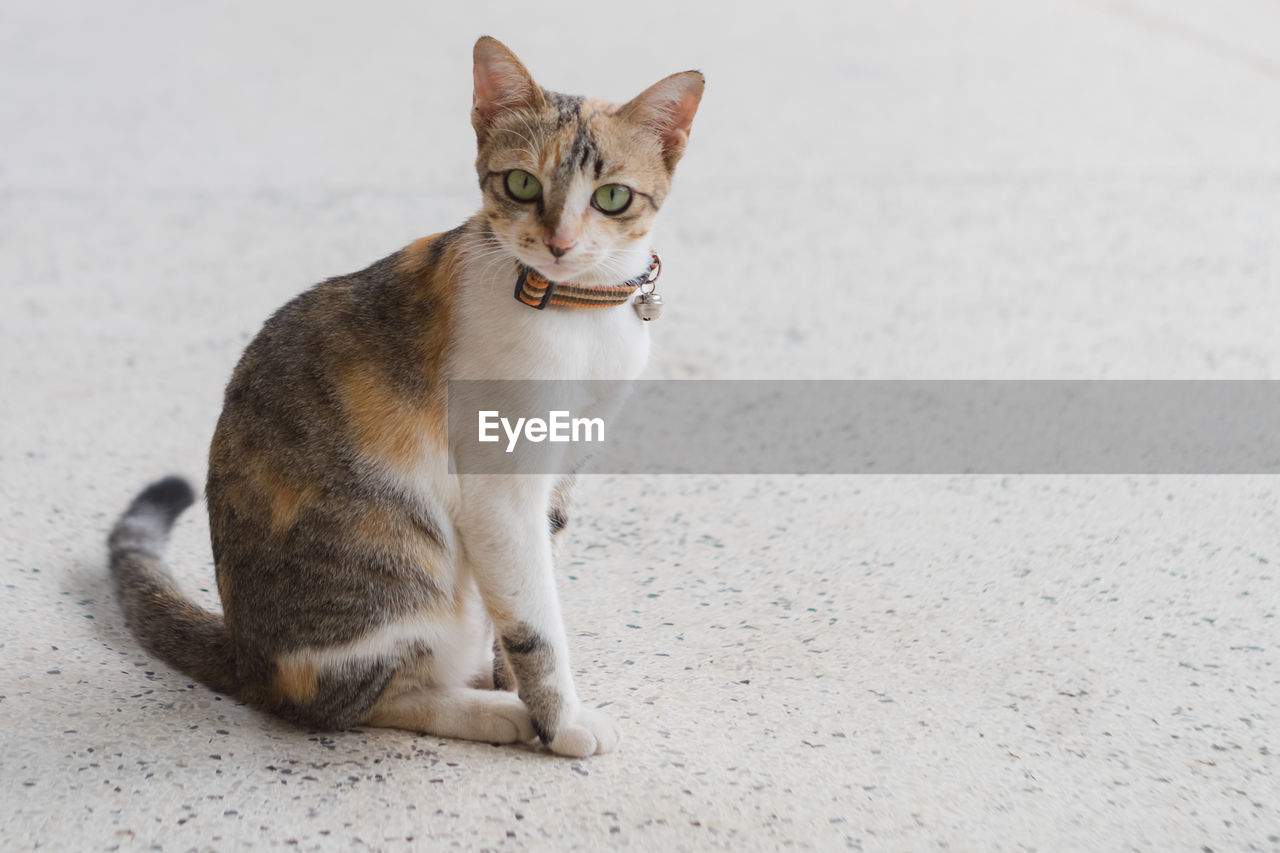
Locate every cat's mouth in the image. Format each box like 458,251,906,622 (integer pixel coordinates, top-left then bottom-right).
501,234,629,287
520,255,598,285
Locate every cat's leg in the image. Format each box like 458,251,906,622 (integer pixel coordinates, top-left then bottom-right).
362,684,535,744
268,648,533,742
459,474,620,758
490,637,516,691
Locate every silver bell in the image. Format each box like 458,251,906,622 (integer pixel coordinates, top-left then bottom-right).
633,291,663,321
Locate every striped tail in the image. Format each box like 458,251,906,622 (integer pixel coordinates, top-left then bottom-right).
107,477,239,697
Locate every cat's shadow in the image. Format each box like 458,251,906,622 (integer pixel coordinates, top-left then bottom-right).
65,557,301,739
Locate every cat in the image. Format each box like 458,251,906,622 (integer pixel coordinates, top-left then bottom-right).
106,36,702,758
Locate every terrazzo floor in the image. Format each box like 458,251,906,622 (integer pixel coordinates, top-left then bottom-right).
3,0,1278,850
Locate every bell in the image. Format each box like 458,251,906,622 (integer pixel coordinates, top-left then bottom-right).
633,291,663,321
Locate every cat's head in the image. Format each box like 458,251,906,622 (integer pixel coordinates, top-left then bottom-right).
470,36,703,285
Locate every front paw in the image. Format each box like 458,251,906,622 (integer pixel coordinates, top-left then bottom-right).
547,706,621,758
484,692,538,744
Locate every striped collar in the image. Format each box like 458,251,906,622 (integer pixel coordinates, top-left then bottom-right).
514,251,660,311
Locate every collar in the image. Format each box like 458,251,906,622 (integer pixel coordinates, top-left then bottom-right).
514,250,661,310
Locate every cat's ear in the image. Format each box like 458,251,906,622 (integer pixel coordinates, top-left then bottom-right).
472,37,545,138
619,71,705,171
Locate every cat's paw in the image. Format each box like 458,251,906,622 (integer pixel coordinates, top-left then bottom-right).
477,693,537,744
547,706,620,758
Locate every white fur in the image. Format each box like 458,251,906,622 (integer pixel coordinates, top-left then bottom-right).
452,224,653,382
368,685,535,744
445,234,649,754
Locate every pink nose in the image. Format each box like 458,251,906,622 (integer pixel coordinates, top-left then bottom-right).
545,235,576,258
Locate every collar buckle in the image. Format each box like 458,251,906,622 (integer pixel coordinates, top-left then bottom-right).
514,265,556,310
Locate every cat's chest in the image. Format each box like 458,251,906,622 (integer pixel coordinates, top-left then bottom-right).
450,280,651,382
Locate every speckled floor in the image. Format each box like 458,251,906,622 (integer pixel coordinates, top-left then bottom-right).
3,1,1278,850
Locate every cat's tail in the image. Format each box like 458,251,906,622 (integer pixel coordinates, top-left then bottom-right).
108,476,239,697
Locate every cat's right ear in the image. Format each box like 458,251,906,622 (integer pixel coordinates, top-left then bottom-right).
472,37,545,140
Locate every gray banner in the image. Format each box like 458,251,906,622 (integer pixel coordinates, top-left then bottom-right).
447,381,1280,474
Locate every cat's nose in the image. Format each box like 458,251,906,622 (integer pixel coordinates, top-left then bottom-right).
545,238,575,259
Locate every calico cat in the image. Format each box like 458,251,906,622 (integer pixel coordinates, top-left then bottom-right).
106,37,702,758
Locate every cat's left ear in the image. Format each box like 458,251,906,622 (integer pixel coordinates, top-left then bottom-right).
619,71,705,171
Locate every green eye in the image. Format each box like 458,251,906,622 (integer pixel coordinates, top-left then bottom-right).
505,170,542,202
592,184,632,214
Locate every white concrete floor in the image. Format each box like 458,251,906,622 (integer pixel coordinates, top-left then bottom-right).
2,0,1278,849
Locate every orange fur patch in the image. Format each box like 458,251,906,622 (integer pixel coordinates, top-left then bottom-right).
336,366,447,469
335,231,458,471
337,229,463,468
213,434,317,537
269,656,319,705
396,232,444,280
267,475,319,535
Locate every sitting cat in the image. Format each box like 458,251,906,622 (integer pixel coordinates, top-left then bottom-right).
107,36,702,758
